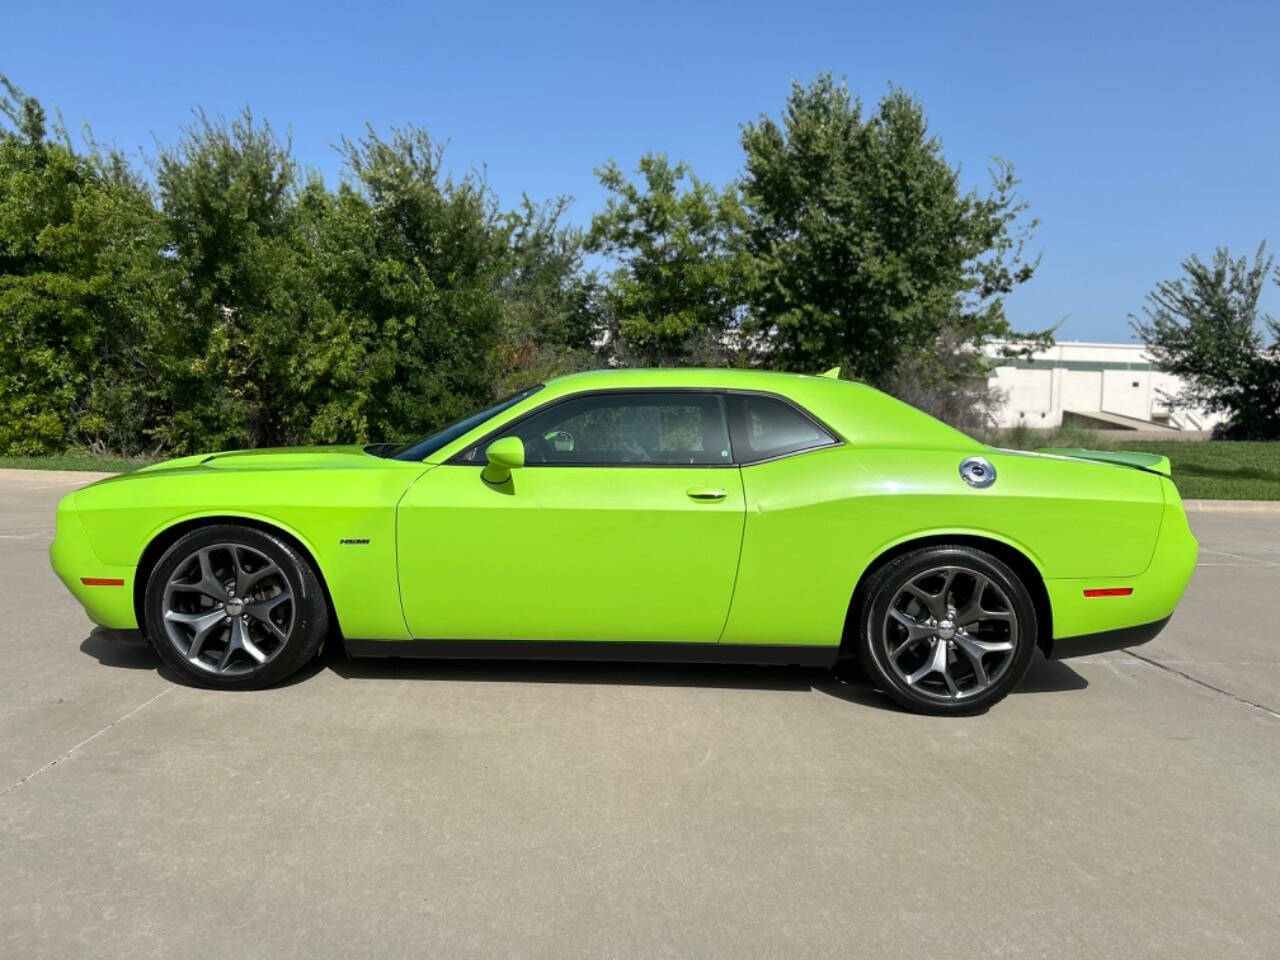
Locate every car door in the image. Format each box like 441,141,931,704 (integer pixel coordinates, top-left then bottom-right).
396,390,746,644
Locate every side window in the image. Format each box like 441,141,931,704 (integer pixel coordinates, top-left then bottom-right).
462,392,733,466
730,395,835,463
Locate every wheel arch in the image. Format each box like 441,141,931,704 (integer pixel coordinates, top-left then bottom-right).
842,532,1053,657
133,514,340,640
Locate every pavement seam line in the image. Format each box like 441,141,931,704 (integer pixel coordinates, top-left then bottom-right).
1122,649,1280,721
1,686,174,797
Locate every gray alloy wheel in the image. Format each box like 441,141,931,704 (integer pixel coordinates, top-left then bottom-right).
161,542,296,676
856,545,1038,714
880,565,1018,703
144,525,328,690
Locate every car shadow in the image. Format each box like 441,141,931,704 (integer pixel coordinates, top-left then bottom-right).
1015,655,1090,694
80,627,160,669
80,629,1088,710
316,640,1088,709
319,640,822,692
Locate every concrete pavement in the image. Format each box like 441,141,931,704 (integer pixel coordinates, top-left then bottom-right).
2,472,1278,959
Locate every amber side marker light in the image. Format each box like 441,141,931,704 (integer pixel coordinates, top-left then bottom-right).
81,577,125,586
1083,587,1133,598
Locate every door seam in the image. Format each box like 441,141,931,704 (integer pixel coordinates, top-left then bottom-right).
714,466,748,643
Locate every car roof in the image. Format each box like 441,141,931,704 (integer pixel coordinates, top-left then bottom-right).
543,366,853,392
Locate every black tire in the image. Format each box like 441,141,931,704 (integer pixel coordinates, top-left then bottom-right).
856,545,1037,715
144,524,328,690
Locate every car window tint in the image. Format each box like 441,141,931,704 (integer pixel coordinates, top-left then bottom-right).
734,395,833,461
466,393,732,466
386,384,544,461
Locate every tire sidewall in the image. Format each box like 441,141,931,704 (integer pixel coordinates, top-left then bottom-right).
145,525,326,690
859,546,1038,715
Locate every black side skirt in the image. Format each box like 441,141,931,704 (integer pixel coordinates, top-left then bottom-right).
1048,615,1171,660
343,639,841,668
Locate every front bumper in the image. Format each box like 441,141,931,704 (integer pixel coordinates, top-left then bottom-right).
50,494,139,630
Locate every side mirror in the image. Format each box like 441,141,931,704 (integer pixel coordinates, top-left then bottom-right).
482,436,525,485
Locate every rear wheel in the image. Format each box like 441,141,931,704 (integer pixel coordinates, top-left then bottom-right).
856,545,1038,715
144,525,328,689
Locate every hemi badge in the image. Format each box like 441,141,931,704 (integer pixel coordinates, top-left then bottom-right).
81,577,125,586
1083,587,1133,598
340,538,370,545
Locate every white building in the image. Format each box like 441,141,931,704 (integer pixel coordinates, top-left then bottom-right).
985,340,1222,434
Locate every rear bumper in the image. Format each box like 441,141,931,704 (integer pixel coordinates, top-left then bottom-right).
1044,478,1196,652
1048,615,1170,659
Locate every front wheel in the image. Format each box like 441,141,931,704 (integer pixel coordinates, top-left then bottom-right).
144,525,329,690
856,545,1038,715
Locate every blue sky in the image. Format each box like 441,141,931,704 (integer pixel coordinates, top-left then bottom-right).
5,0,1278,341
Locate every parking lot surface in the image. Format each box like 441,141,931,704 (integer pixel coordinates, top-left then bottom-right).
2,469,1278,959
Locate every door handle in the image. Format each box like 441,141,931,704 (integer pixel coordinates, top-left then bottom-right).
685,487,727,502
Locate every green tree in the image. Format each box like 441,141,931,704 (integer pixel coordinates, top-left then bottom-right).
324,126,513,441
1132,245,1280,439
588,154,751,366
739,76,1045,389
153,110,321,451
494,195,603,392
152,120,522,451
0,75,167,455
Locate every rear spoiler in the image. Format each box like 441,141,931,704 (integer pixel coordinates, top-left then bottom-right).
1035,448,1172,478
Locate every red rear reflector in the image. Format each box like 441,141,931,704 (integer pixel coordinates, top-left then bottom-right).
81,577,125,586
1083,587,1133,598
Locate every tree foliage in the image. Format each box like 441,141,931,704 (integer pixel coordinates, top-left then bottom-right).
1,72,1058,455
739,76,1045,387
0,78,596,455
0,75,167,455
1133,245,1280,439
588,155,750,366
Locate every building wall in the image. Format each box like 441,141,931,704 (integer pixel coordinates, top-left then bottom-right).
985,341,1223,431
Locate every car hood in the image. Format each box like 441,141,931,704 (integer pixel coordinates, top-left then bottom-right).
132,444,386,475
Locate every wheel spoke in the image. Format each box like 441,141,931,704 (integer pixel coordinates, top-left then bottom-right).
940,658,961,698
240,626,268,663
938,569,958,609
955,604,1013,627
164,608,226,660
888,608,934,656
903,583,946,620
194,548,230,601
236,558,281,597
952,573,989,626
952,634,990,686
218,617,248,670
904,643,939,686
954,573,1019,628
230,548,250,597
258,614,289,642
963,635,1014,655
906,636,961,697
244,592,290,623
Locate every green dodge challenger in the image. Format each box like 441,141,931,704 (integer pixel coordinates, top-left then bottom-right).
50,368,1197,714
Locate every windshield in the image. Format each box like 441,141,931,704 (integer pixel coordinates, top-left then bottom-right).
377,385,545,461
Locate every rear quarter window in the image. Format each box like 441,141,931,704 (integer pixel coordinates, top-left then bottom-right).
730,395,837,463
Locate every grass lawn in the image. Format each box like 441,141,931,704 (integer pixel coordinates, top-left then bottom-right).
1109,441,1280,501
0,452,155,473
994,426,1280,500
